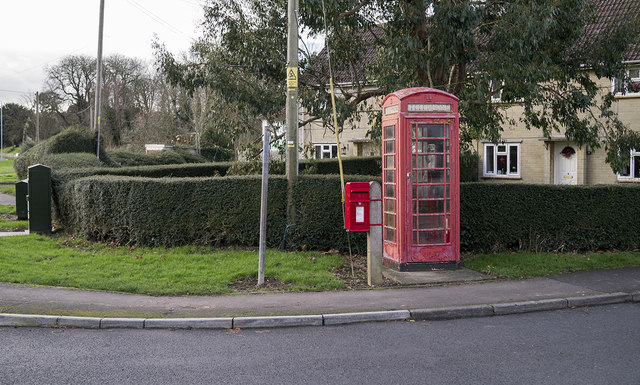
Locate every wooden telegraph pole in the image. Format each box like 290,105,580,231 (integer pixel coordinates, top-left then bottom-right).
94,0,105,158
285,0,299,226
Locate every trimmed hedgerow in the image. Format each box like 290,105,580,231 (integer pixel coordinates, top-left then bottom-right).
52,169,640,252
57,175,289,247
38,153,106,171
289,175,379,253
300,156,381,176
14,126,113,179
54,173,378,251
460,183,640,252
52,162,233,185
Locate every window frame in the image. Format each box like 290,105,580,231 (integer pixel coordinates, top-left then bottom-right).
612,67,640,96
314,143,338,159
483,142,521,178
617,149,640,181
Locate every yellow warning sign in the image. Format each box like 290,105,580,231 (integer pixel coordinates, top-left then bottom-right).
287,67,298,89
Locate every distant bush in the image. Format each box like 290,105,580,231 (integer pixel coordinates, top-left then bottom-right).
52,162,233,186
14,126,113,179
173,147,208,163
200,146,234,162
460,149,479,182
300,156,381,176
39,153,105,171
226,159,286,176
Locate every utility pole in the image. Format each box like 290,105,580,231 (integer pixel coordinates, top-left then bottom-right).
0,103,4,161
35,92,40,143
258,121,271,287
285,0,299,225
94,0,105,158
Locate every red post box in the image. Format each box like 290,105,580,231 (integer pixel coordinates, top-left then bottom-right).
344,182,370,232
381,87,460,270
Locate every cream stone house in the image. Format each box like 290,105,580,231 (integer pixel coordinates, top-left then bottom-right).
299,0,639,186
474,70,640,185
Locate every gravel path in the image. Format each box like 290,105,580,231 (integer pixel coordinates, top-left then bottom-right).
0,192,16,205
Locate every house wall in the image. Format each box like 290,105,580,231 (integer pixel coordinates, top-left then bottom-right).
473,72,640,185
298,93,382,159
298,71,639,184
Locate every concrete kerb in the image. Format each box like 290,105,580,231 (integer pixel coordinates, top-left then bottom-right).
0,292,637,329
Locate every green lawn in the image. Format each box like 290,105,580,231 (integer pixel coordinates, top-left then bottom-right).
0,186,16,195
0,234,346,295
0,205,27,231
0,174,17,183
463,251,640,278
0,159,14,174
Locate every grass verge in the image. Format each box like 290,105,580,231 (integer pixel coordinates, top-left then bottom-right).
0,205,27,231
0,159,14,175
463,251,640,278
0,174,17,183
0,234,346,295
0,186,16,196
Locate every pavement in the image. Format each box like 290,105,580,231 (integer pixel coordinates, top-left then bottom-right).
0,191,15,206
0,266,638,330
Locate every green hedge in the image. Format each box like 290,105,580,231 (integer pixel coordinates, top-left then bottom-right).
300,156,381,176
14,126,113,179
290,175,375,253
52,162,233,185
57,176,289,247
38,153,106,171
200,146,234,162
52,170,640,252
460,183,640,252
55,174,377,251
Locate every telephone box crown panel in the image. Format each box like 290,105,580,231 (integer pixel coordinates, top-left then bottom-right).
381,87,460,271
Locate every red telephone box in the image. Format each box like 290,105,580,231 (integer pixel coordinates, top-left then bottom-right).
381,88,460,270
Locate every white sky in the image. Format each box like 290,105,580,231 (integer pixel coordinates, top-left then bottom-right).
0,0,205,105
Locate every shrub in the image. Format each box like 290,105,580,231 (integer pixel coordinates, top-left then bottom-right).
14,126,113,179
54,173,378,251
200,146,235,162
52,162,233,186
460,149,479,182
226,159,286,176
173,147,208,163
300,156,381,176
39,153,105,171
57,175,289,247
460,183,640,252
289,175,377,253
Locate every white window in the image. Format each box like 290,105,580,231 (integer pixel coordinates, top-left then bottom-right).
489,79,503,103
483,142,521,177
612,68,640,95
314,143,338,159
618,149,640,180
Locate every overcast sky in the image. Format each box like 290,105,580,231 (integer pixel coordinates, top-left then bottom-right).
0,0,205,105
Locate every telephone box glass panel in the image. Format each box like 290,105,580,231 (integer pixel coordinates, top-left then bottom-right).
383,125,397,244
411,123,451,245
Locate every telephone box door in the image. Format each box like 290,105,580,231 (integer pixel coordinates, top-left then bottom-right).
407,120,458,263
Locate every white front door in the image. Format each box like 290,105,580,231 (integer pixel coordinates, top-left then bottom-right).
554,143,577,185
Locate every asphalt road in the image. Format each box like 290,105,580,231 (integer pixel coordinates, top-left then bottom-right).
1,303,638,385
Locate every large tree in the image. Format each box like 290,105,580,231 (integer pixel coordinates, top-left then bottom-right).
1,103,33,147
157,0,639,170
45,55,96,127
